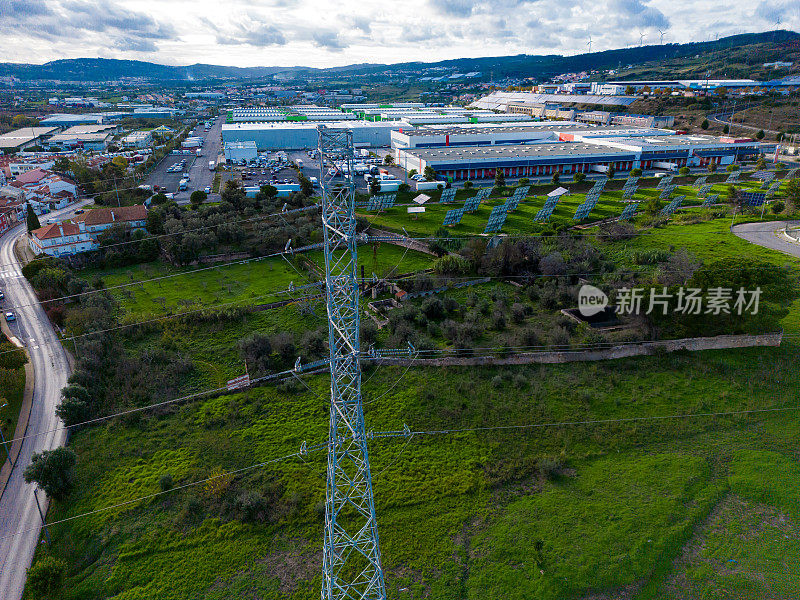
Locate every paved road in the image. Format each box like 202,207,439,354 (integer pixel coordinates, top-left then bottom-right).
0,201,87,600
732,220,800,258
145,116,224,205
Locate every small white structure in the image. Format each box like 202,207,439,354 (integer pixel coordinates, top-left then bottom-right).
224,141,258,163
121,131,153,148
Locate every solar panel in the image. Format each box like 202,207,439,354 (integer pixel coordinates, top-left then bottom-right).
768,180,781,191
760,173,775,189
659,185,676,200
697,184,712,197
693,176,708,188
618,202,640,221
513,185,530,200
368,192,396,211
442,207,465,226
484,205,508,233
656,175,674,190
439,187,457,204
534,204,557,222
660,195,685,216
590,179,607,194
573,194,600,221
785,168,798,180
701,194,719,207
742,191,766,206
476,187,492,202
726,171,740,182
751,170,772,180
463,196,481,212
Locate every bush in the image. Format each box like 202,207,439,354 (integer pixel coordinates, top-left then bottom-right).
463,180,473,189
398,183,410,193
421,297,445,319
433,254,469,276
511,302,528,323
772,200,785,214
678,166,691,176
27,555,66,598
572,172,586,184
630,168,642,177
55,396,89,426
159,473,174,492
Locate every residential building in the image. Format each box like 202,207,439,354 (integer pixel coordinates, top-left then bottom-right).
29,204,147,257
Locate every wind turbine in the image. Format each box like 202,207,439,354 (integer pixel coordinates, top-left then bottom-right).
658,29,666,45
638,32,645,47
587,35,593,53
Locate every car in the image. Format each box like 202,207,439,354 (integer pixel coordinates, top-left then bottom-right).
0,291,5,301
204,186,211,194
74,209,84,215
5,311,15,322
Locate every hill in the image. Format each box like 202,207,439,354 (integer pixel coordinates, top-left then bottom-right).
0,30,797,83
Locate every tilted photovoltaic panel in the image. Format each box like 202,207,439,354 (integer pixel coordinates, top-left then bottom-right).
463,195,482,212
656,175,674,189
618,202,640,221
534,204,557,222
693,176,708,188
659,185,676,200
702,193,720,207
367,196,382,211
573,195,600,221
726,171,740,182
743,191,766,206
543,194,563,210
590,179,607,194
760,174,776,189
484,205,509,233
505,194,523,212
442,207,465,226
439,187,457,204
751,170,772,180
622,184,638,199
513,185,530,200
697,184,712,197
785,168,798,180
660,195,685,216
477,187,493,202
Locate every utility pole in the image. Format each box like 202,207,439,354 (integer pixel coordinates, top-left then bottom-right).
317,125,386,600
33,489,51,544
0,402,11,464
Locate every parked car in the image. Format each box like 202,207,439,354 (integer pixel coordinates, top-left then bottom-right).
5,311,16,322
74,209,84,215
0,291,5,301
204,186,211,194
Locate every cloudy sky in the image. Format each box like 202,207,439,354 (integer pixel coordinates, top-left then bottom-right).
1,0,798,68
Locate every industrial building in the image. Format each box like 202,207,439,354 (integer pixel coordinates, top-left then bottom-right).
224,141,258,163
395,133,760,180
45,124,118,151
121,131,153,148
39,113,108,126
0,127,60,152
470,92,638,111
390,123,674,150
222,121,405,150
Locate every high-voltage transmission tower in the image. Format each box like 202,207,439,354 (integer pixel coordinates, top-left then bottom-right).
317,125,387,600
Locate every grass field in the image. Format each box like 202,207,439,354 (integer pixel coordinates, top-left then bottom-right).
29,178,800,599
82,244,432,320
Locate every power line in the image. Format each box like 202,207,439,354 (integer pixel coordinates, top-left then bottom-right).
370,405,800,439
2,360,331,448
0,444,327,543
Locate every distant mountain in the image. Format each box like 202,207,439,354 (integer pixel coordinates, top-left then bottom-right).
0,30,797,83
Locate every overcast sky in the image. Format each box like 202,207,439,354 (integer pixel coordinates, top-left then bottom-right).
1,0,798,68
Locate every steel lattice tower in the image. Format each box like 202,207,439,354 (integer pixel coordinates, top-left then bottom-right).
317,126,387,600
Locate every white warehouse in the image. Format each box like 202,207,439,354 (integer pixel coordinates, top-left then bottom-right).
224,141,258,163
221,121,406,150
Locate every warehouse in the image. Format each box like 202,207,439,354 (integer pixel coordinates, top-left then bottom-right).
396,134,761,180
121,131,153,148
0,127,59,152
391,123,671,150
396,143,638,180
222,121,405,150
584,134,760,168
224,141,258,163
45,124,118,151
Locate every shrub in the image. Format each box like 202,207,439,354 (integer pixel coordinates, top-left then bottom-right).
463,180,474,189
23,448,77,501
27,555,66,598
678,166,690,176
433,254,469,276
630,168,642,177
772,200,785,214
491,375,504,388
159,473,174,492
511,302,527,323
539,456,566,480
421,297,445,320
55,396,89,426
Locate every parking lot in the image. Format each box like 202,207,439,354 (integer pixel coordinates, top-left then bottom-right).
145,115,224,204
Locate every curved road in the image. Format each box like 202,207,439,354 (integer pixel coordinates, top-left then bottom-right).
0,202,87,600
732,220,800,258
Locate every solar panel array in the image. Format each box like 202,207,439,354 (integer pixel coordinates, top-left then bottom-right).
618,202,640,221
367,192,397,211
534,194,563,222
785,168,798,180
659,185,676,200
693,176,708,188
656,175,674,190
743,191,766,207
751,170,773,180
442,207,465,226
504,185,530,212
760,173,776,189
697,184,712,197
726,171,740,182
660,195,685,216
590,179,607,194
463,195,481,212
484,205,509,233
438,187,457,204
701,194,720,207
622,177,639,199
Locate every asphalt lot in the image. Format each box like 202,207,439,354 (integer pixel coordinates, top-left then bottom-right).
145,115,224,205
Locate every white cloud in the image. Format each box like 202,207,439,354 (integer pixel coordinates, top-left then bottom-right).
0,0,795,67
